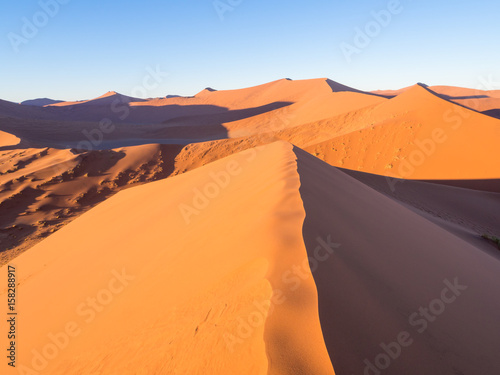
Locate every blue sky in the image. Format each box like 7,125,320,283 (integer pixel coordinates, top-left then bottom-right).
1,0,499,102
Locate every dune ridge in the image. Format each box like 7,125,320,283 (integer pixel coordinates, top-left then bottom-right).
2,78,500,261
1,142,335,375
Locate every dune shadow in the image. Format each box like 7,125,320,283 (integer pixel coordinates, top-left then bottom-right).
482,108,500,120
422,86,498,117
294,146,500,374
0,103,234,150
438,95,490,100
326,79,388,98
0,144,24,152
162,101,293,126
418,178,500,193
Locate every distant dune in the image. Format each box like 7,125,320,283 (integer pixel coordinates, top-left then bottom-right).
0,129,20,147
374,84,500,120
305,84,500,179
20,98,64,107
48,91,147,107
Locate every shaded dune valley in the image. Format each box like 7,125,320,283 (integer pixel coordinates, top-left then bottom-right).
1,78,500,374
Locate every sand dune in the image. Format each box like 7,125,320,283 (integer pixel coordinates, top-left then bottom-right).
0,98,51,120
295,146,500,374
2,78,500,259
2,141,500,374
428,85,500,119
49,91,146,107
374,84,500,120
0,143,183,263
0,130,20,148
1,78,500,374
20,98,63,107
0,142,335,375
305,84,500,179
0,78,389,149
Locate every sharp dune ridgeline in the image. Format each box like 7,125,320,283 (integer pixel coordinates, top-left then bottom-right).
1,78,500,374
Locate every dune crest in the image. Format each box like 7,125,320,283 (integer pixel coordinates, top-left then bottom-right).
1,142,335,375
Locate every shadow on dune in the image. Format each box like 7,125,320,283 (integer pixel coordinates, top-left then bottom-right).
325,79,387,98
0,143,24,152
418,178,500,193
162,101,293,126
0,104,233,150
436,95,490,100
338,167,500,194
0,101,295,150
295,146,500,375
47,103,235,124
424,86,500,119
0,100,238,125
482,108,500,120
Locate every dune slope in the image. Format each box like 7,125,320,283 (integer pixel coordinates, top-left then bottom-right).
0,142,334,375
2,141,500,375
0,143,184,263
296,146,500,375
305,84,500,179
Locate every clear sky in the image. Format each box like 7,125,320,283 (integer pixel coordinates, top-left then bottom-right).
1,0,499,102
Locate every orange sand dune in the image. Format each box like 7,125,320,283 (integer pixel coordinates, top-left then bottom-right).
371,83,419,97
2,78,499,260
0,130,20,147
155,90,386,140
2,141,500,374
0,143,183,263
1,142,335,375
135,78,364,111
428,85,500,119
8,82,312,125
0,78,389,147
2,78,500,375
225,91,386,138
295,146,500,374
305,84,500,179
374,85,500,119
429,85,500,99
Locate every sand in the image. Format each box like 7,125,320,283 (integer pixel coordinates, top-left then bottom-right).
2,141,499,374
1,78,500,374
1,142,335,375
0,130,20,148
304,84,500,179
